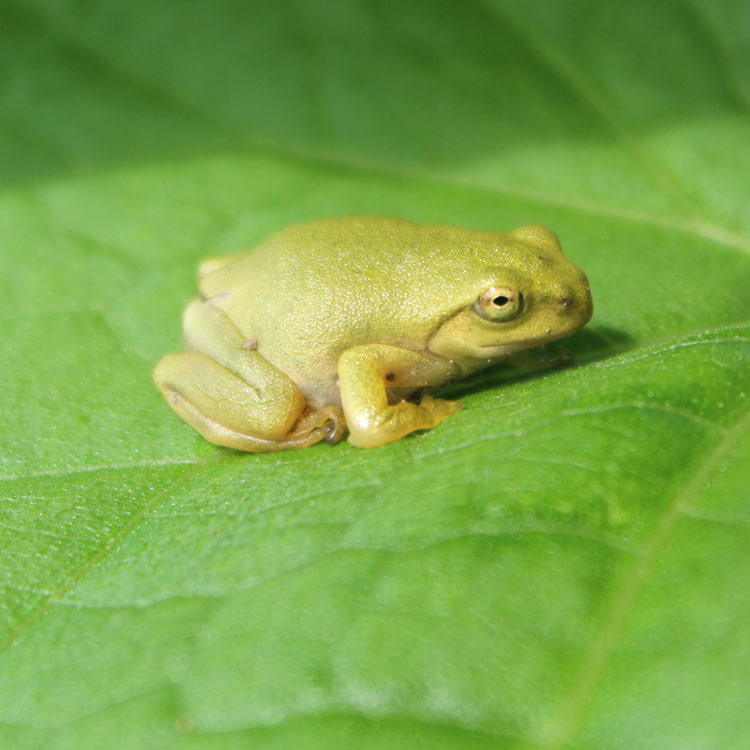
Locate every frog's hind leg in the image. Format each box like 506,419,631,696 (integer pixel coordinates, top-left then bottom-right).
155,353,344,451
154,300,345,452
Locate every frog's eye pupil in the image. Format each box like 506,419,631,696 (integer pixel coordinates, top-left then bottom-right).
475,285,522,322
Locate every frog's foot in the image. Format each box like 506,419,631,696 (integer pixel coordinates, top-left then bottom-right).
349,395,463,449
288,405,347,446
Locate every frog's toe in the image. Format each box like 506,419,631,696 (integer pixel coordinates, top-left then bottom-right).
288,404,346,446
420,395,463,423
322,406,347,445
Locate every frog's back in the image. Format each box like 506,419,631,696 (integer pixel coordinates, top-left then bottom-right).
197,216,496,300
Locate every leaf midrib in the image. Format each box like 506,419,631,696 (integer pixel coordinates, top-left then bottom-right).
538,405,750,748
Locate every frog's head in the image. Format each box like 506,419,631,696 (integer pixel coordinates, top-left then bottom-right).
427,224,593,371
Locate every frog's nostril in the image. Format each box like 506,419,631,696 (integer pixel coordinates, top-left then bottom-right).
555,281,592,321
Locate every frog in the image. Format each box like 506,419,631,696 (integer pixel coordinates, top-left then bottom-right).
154,217,593,451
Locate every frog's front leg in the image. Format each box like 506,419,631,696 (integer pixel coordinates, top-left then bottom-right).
338,344,463,448
154,299,344,452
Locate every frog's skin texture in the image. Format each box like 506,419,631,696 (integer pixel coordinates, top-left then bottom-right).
154,217,593,451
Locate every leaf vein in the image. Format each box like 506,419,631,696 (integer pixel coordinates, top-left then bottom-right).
539,406,750,746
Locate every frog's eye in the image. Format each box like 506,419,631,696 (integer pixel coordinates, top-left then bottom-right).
474,285,523,322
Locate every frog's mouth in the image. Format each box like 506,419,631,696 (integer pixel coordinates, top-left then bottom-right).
479,326,573,354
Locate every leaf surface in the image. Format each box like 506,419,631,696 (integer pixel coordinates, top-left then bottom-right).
1,1,749,748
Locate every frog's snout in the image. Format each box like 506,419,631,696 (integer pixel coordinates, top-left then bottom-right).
579,276,594,324
555,274,593,325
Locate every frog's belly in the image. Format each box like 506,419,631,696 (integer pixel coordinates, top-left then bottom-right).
294,366,342,409
258,345,342,409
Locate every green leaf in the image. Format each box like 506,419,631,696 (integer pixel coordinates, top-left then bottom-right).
1,1,749,748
